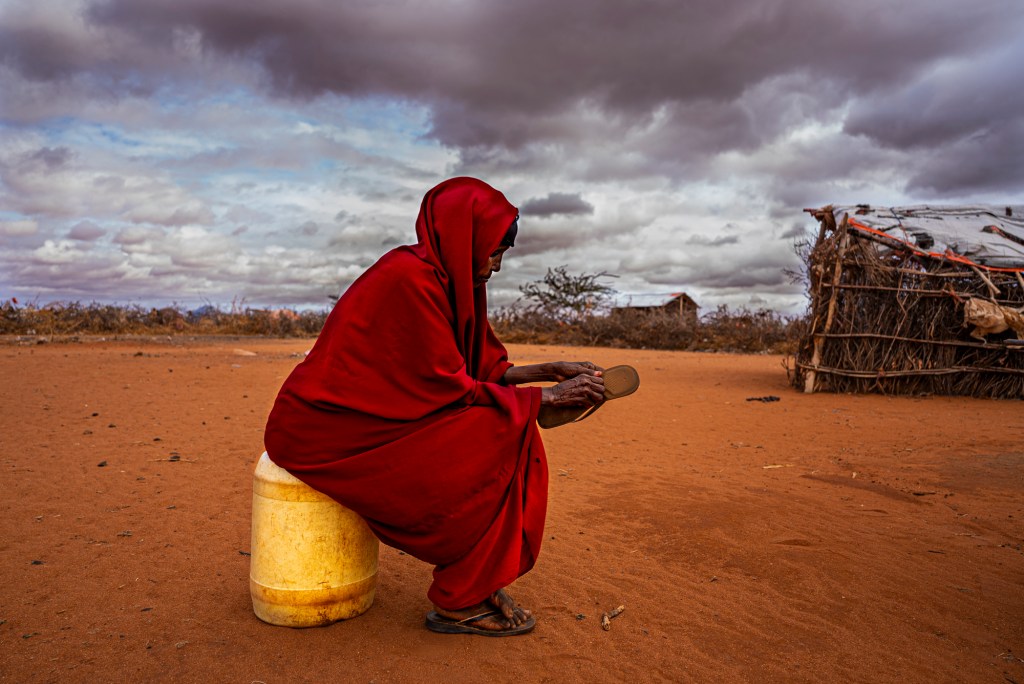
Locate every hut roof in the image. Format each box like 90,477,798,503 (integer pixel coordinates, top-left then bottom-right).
610,292,695,308
818,205,1024,271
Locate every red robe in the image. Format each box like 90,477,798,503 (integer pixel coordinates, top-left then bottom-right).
264,178,547,610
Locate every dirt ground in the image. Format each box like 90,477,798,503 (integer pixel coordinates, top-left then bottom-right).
1,337,1022,683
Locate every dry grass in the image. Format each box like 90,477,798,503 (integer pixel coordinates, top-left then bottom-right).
494,305,805,354
3,299,806,353
0,301,328,338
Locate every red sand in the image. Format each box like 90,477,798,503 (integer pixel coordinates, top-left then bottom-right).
1,338,1022,683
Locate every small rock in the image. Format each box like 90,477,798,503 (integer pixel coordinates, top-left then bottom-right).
238,550,251,557
175,641,188,649
31,559,45,565
575,613,586,621
97,461,108,467
117,530,133,537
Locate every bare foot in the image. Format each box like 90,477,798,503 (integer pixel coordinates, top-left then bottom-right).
433,601,511,631
489,589,532,628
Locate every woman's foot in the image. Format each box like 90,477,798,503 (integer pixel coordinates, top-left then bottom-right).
432,602,511,631
431,589,532,632
489,589,531,628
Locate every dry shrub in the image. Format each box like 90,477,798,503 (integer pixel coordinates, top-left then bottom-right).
697,306,806,354
0,300,328,338
2,298,803,353
494,304,805,353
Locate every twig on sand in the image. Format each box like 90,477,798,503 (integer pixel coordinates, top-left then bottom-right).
601,605,625,631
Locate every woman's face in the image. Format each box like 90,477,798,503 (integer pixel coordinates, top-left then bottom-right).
475,245,510,286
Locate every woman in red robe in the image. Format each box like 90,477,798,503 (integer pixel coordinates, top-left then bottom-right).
264,177,605,636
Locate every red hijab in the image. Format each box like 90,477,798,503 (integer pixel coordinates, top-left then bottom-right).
286,177,521,420
411,177,519,378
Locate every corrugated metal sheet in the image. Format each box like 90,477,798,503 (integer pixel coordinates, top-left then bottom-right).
828,205,1024,270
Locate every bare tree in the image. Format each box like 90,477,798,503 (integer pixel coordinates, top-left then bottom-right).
517,266,617,323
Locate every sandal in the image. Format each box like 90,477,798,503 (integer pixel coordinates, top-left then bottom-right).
537,364,640,429
425,610,536,636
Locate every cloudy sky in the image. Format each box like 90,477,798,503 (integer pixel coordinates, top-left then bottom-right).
2,0,1022,314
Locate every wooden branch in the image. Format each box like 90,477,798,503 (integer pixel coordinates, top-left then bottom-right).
818,282,1021,305
970,265,1001,298
601,605,625,631
836,261,1021,281
813,332,1024,351
806,214,849,394
797,363,1024,378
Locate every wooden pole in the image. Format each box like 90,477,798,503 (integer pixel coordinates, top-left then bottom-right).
970,265,1001,298
805,213,850,393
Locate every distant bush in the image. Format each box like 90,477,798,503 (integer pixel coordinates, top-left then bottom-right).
493,304,805,354
0,300,328,338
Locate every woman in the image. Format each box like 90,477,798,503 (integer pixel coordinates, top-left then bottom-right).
264,177,605,636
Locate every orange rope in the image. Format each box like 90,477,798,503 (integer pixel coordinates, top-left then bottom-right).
847,217,1024,274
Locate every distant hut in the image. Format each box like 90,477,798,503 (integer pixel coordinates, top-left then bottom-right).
794,205,1024,398
610,292,699,323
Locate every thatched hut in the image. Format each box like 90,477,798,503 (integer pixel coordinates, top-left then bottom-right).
793,205,1024,398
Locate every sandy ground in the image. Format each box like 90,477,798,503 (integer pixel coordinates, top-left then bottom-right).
1,337,1022,683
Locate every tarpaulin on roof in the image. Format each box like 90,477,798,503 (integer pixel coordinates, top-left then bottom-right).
825,205,1024,271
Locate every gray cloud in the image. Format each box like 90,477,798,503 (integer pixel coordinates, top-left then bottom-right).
3,1,1013,181
686,234,740,248
0,219,39,237
68,220,106,241
30,146,73,169
779,222,810,240
519,192,594,218
0,0,1020,314
297,220,319,237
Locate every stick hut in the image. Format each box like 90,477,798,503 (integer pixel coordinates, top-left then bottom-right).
793,205,1024,398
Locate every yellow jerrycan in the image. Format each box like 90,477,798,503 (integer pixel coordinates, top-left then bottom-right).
250,452,379,627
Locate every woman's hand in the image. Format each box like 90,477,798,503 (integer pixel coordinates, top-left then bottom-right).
503,361,604,385
540,374,605,407
546,361,604,382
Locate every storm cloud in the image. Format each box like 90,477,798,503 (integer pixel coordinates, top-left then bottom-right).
0,0,1021,313
520,193,594,218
